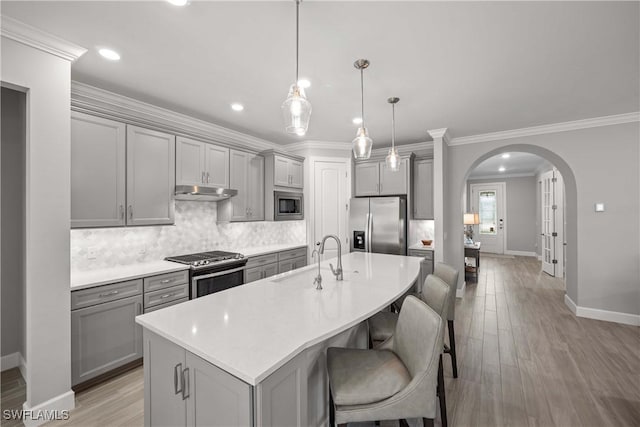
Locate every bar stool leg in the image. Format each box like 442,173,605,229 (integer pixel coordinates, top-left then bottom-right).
448,320,458,378
438,355,448,427
329,387,335,427
423,418,434,427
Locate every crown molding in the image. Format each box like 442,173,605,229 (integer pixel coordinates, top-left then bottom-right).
427,128,450,144
284,140,352,154
449,112,640,146
71,81,279,153
1,15,86,62
371,140,433,157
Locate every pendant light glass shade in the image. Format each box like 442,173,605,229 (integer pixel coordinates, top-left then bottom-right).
352,59,372,159
282,84,311,136
282,0,311,136
352,127,373,159
385,97,401,171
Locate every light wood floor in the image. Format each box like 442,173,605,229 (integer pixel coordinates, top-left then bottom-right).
2,255,639,426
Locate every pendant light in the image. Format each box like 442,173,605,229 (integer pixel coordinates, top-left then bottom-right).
281,0,311,136
352,59,373,159
385,97,401,171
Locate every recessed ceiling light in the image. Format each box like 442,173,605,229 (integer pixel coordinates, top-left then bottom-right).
297,79,311,89
231,103,244,112
498,166,506,172
501,153,511,159
98,48,120,61
352,117,363,125
166,0,189,6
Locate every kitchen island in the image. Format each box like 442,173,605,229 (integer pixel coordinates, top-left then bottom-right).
136,252,420,427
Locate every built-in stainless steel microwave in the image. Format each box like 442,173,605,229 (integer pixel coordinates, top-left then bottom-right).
274,191,304,221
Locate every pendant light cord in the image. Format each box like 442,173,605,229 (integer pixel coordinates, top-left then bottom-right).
360,68,365,128
391,103,396,149
295,0,300,83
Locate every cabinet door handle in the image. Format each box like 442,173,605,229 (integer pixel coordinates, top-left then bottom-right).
128,205,133,220
160,293,175,299
120,205,125,219
174,363,183,395
206,172,210,183
202,172,205,184
160,279,172,284
99,290,119,298
137,302,142,315
181,367,190,400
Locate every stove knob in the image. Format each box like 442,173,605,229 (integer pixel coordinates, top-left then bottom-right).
203,260,209,265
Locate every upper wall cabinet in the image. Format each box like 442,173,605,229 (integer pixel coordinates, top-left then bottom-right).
267,152,304,189
413,159,434,219
218,150,264,222
176,136,229,188
126,126,176,226
71,116,176,228
354,159,409,197
71,112,127,228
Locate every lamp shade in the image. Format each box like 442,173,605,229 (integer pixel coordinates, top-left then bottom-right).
464,213,480,225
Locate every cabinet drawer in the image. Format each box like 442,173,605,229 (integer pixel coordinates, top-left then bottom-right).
245,253,279,269
144,297,188,313
408,249,434,260
144,270,188,293
72,279,143,310
144,283,189,309
278,247,307,262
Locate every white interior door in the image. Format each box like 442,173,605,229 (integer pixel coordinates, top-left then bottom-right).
470,183,506,254
313,160,349,261
541,169,564,277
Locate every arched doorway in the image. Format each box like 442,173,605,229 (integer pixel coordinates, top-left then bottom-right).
452,144,578,304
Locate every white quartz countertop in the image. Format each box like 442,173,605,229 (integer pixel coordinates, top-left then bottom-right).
70,243,307,290
409,242,435,251
230,243,307,257
136,252,420,385
71,261,190,290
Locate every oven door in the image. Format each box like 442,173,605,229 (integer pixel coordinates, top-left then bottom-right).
191,266,245,299
274,191,304,221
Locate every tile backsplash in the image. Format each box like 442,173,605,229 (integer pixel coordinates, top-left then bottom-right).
408,220,435,246
71,201,306,271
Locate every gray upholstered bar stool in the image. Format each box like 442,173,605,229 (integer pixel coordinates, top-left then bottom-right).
327,296,445,427
433,262,460,379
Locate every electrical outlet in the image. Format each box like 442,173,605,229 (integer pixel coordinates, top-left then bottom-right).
87,246,98,260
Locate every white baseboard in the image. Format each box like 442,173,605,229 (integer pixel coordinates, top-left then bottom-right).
537,255,542,261
565,294,640,326
22,390,75,427
505,250,537,257
457,281,466,298
1,352,20,371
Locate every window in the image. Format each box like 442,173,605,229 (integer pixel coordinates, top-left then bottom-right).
479,190,497,235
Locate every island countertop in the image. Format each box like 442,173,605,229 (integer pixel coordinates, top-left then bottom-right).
135,252,420,385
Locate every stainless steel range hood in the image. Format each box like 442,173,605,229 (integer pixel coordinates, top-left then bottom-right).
174,185,238,201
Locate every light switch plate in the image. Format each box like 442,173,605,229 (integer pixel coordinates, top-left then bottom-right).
595,203,605,212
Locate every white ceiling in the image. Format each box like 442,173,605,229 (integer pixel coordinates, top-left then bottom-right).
468,152,551,179
3,1,639,147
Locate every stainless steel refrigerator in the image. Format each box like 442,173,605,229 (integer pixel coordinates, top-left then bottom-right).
349,197,407,255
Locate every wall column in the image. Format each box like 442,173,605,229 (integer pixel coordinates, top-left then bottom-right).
428,128,450,265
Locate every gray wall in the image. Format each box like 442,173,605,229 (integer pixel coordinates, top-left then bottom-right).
1,87,26,360
443,121,640,317
467,176,537,254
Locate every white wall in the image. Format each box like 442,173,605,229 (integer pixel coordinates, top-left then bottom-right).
443,122,640,317
467,176,537,254
1,37,74,410
1,87,26,363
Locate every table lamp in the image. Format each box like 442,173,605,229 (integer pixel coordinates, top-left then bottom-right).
464,212,480,245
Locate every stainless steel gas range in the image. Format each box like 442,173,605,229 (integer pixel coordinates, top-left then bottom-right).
165,250,247,299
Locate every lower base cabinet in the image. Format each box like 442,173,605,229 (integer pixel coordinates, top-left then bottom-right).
71,294,143,385
278,256,307,274
144,331,252,427
407,248,434,292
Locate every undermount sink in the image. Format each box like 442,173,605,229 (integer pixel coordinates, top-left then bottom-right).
271,267,354,284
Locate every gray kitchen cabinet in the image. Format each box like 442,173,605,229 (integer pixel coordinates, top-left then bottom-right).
413,159,434,219
71,294,143,386
355,159,409,197
218,150,264,222
272,154,303,189
244,266,264,283
408,248,434,292
354,162,379,196
263,263,279,278
278,256,307,274
143,331,252,427
176,136,229,188
126,125,176,226
71,111,126,228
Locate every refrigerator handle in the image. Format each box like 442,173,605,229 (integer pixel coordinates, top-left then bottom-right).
367,212,373,253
